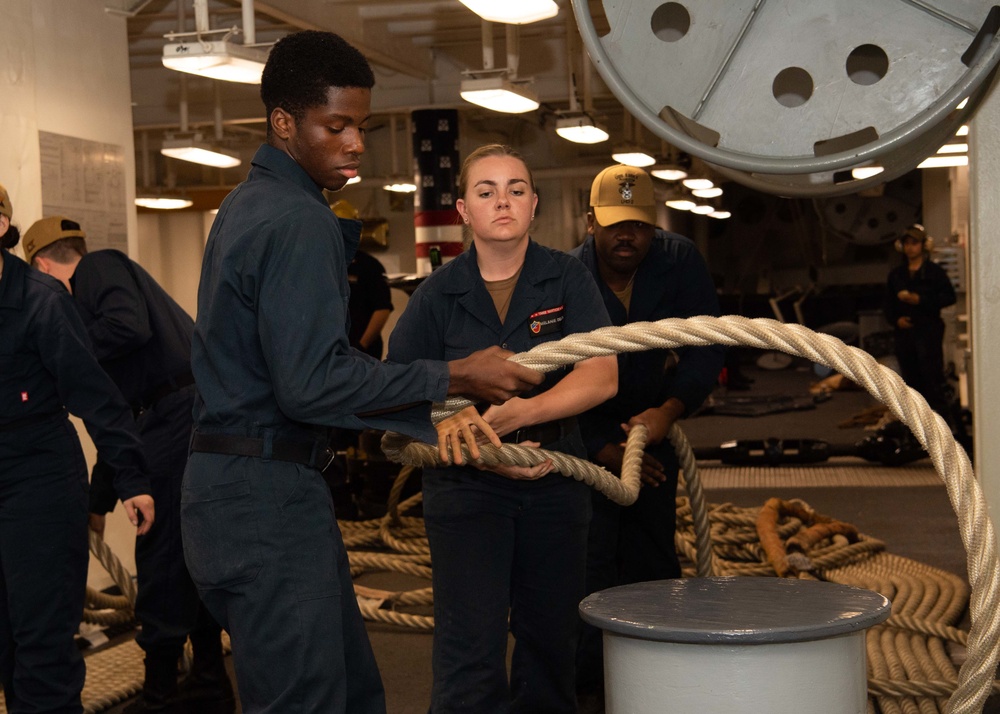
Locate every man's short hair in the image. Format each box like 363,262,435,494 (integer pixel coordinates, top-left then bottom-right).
260,31,375,134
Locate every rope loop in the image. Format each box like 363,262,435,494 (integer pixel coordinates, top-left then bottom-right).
381,315,996,714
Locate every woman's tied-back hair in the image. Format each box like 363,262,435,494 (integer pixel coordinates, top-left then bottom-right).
260,31,375,137
458,144,536,198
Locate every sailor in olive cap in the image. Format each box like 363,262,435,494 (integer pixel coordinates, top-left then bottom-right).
24,214,234,711
1,205,151,712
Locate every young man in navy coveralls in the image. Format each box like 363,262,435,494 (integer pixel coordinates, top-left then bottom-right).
0,187,154,714
570,165,725,709
25,216,232,713
182,33,542,714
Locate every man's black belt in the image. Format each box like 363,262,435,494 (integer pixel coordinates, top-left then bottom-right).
501,416,577,445
190,432,334,471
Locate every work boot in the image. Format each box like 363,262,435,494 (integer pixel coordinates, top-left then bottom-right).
175,628,235,714
123,654,180,714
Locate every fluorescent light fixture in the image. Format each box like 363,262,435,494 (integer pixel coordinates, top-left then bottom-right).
937,143,968,154
611,148,656,167
555,115,609,144
918,155,969,169
691,204,715,215
161,136,241,168
460,76,539,113
458,0,558,24
651,166,688,181
708,210,731,219
346,175,362,186
851,165,884,179
691,187,723,198
682,177,714,190
666,199,696,211
957,125,969,136
135,195,193,210
957,97,969,110
383,181,417,193
162,40,268,84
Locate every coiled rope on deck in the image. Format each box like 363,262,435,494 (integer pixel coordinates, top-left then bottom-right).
379,315,999,714
84,530,137,628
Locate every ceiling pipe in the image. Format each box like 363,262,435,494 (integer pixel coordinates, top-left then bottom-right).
242,0,256,45
193,0,209,35
179,74,190,134
140,131,152,189
481,20,494,71
566,13,579,112
582,34,594,112
213,83,224,140
506,24,520,77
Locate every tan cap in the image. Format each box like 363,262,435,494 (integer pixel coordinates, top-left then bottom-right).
902,223,926,242
330,199,360,220
0,184,11,220
23,216,86,263
590,165,657,227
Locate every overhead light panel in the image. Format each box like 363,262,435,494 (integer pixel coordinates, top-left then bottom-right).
135,194,193,210
458,0,558,24
651,165,688,182
691,187,723,198
937,143,969,154
682,177,714,190
555,115,609,144
611,146,656,167
691,204,715,215
666,199,696,211
383,181,417,193
957,125,969,136
708,210,731,219
917,155,969,169
460,76,539,113
161,135,241,169
162,40,268,84
346,175,361,186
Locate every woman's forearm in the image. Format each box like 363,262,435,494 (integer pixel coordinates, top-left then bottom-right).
483,355,617,435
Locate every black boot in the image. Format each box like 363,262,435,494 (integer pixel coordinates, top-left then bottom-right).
123,654,180,714
175,625,235,714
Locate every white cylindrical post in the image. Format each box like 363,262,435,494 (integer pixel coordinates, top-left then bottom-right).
580,577,890,714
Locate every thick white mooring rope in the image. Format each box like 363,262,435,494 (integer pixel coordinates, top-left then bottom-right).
381,315,998,714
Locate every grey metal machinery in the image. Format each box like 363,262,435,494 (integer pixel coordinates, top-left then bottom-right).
571,1,1000,197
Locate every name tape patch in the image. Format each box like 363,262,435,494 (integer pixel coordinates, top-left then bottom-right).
528,305,565,337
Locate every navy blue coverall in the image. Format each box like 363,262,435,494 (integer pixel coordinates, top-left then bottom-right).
183,144,450,714
569,230,724,694
884,258,957,422
0,249,147,713
387,240,612,714
71,250,220,670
